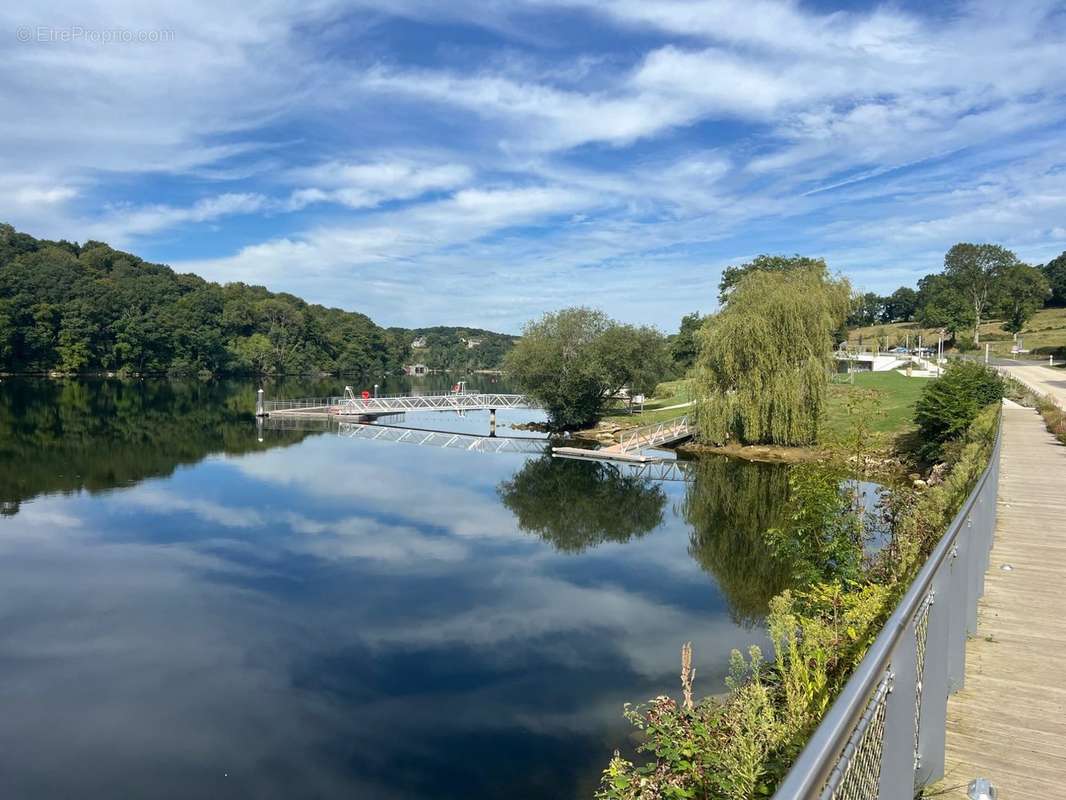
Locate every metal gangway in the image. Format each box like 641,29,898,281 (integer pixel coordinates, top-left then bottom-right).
258,386,538,418
336,422,550,455
617,414,694,453
553,414,695,463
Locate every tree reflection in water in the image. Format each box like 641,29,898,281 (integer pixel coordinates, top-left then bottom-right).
681,455,797,626
0,378,312,516
497,455,667,552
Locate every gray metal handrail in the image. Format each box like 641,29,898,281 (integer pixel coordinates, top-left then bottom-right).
773,407,1003,800
618,414,693,453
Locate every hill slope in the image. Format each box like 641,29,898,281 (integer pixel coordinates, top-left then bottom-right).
0,224,514,375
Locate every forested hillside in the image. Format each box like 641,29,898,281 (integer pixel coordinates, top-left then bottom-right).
393,325,518,371
0,225,513,375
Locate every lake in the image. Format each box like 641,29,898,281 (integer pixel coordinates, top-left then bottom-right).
0,377,849,799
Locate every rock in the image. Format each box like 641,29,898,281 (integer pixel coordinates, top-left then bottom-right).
912,479,928,489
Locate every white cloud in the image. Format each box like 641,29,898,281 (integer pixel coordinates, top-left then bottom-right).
285,159,473,210
89,192,270,241
3,0,1066,327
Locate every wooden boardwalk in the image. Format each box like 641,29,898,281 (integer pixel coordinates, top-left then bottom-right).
940,400,1066,798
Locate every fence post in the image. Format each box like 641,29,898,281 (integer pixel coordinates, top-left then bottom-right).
964,515,981,635
877,621,920,800
915,577,950,785
946,531,969,693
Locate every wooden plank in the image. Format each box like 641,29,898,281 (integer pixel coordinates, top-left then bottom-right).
941,402,1066,798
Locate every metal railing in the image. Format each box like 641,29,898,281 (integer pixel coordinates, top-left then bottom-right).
262,392,537,416
773,409,1002,800
335,422,550,455
618,414,694,453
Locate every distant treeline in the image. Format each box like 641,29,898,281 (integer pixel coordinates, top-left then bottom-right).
844,244,1066,343
0,224,514,376
387,325,518,372
666,246,1066,366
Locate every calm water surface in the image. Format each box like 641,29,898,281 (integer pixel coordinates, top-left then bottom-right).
0,378,832,799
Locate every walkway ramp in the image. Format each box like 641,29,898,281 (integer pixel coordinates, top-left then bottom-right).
940,401,1066,797
553,414,694,463
262,389,536,418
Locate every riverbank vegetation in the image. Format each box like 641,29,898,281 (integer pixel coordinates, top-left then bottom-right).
597,364,1003,800
0,224,513,377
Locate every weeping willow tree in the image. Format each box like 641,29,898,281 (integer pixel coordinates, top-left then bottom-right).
681,455,795,625
695,263,850,446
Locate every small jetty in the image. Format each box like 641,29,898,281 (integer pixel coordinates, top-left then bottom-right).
553,414,694,463
257,386,537,419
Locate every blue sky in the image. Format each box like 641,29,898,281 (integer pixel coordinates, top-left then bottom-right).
3,1,1066,332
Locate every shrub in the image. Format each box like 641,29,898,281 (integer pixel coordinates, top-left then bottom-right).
913,362,1002,459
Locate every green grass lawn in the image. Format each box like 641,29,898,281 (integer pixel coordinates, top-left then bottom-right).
600,371,928,449
822,370,928,444
602,378,694,427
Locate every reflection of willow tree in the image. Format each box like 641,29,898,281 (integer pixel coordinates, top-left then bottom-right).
681,456,796,625
498,456,667,552
0,378,314,516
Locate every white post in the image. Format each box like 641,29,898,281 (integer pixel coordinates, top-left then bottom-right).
985,343,990,364
256,388,265,417
1051,355,1055,367
937,335,943,377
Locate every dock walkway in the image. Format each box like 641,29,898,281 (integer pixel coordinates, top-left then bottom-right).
553,414,694,463
941,400,1066,797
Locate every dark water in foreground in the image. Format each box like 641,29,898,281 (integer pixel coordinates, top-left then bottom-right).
0,378,867,799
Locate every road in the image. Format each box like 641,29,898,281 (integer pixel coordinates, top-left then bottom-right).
997,362,1066,406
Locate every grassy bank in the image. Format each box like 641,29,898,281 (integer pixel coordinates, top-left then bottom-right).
602,379,694,427
846,307,1066,360
593,371,928,463
822,371,928,444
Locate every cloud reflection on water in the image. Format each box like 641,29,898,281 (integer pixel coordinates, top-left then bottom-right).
0,408,773,799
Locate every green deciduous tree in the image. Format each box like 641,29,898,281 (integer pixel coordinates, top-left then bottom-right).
883,286,917,322
1041,251,1066,307
943,243,1021,345
670,311,704,371
996,263,1050,334
914,273,974,342
694,266,851,446
846,291,884,328
504,307,670,428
